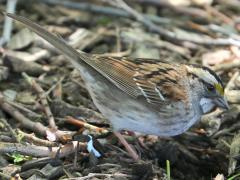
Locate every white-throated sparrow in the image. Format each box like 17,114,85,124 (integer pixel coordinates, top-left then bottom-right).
5,13,229,159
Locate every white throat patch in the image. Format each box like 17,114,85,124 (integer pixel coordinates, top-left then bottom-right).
200,97,216,114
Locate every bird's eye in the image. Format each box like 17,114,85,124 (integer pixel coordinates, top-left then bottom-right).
206,84,215,92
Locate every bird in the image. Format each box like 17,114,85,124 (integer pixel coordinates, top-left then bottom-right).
5,12,229,160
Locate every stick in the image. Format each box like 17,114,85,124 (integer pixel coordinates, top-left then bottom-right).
22,72,57,130
66,116,109,134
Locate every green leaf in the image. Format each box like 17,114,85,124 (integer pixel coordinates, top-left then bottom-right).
8,153,32,164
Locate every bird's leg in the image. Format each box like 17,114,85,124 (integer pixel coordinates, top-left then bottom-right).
113,131,139,161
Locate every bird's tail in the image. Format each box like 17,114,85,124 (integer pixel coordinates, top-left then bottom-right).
4,12,90,68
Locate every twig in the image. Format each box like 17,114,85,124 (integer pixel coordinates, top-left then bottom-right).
22,72,57,130
0,92,48,137
205,5,234,25
51,100,107,125
212,105,240,138
3,51,49,76
66,116,109,135
224,72,240,103
0,135,14,142
73,141,79,169
3,49,50,62
70,28,106,51
207,24,240,40
45,76,65,97
98,48,132,57
6,99,42,118
213,121,240,138
120,29,190,57
135,0,210,19
0,0,17,46
218,0,240,11
226,90,240,104
16,129,57,147
115,26,121,53
0,142,86,158
0,118,19,142
201,109,223,136
213,61,240,72
228,134,240,174
225,72,239,92
65,173,132,180
175,141,199,163
97,163,121,168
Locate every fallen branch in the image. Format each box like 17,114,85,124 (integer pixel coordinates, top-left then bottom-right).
0,142,85,158
135,0,210,19
16,129,57,147
66,116,109,135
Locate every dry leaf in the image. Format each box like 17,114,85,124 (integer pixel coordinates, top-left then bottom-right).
191,0,213,6
165,0,213,6
214,174,224,180
202,49,232,66
46,130,57,142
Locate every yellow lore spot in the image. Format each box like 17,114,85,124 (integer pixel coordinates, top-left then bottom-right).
215,83,224,96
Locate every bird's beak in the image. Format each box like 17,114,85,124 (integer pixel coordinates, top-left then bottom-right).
214,96,230,110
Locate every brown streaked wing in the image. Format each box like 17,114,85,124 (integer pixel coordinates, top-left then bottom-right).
88,56,142,97
133,60,187,103
89,57,184,105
